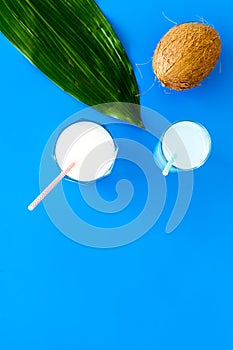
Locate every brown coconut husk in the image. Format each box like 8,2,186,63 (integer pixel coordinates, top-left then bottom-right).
152,23,221,91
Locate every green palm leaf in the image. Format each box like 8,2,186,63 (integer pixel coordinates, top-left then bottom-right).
0,0,143,126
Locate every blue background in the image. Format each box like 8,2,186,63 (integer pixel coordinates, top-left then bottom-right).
1,0,233,349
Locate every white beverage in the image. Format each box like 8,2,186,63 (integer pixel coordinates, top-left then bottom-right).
162,121,211,171
55,121,117,182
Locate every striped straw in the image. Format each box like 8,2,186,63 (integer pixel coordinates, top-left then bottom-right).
28,161,76,211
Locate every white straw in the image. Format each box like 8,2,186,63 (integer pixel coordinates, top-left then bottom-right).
162,155,176,176
28,161,76,211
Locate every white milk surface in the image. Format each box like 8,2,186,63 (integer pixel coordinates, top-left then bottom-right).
55,121,117,182
162,121,211,170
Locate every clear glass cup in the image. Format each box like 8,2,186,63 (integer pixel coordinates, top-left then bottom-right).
155,121,212,173
54,120,118,183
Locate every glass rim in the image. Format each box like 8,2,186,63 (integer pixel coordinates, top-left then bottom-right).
161,120,212,171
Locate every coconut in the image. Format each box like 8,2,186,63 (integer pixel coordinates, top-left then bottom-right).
152,23,221,91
